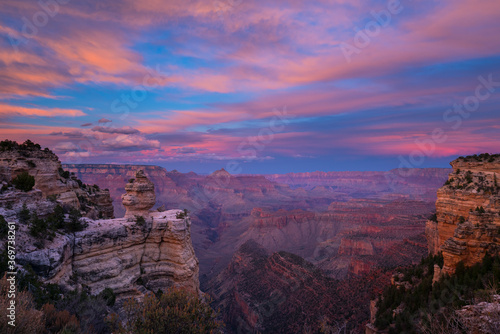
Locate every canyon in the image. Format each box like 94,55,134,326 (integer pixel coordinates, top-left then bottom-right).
64,164,450,284
62,162,452,332
3,140,478,333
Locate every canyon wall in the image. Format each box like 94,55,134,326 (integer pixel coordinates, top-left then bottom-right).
425,154,500,274
265,168,451,201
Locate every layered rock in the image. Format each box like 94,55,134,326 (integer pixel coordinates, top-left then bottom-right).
426,154,500,274
0,146,200,300
14,209,199,298
122,170,156,218
207,240,391,333
0,140,114,218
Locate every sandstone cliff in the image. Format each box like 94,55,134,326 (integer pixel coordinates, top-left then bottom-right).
0,140,114,218
0,143,200,301
426,153,500,274
15,209,199,299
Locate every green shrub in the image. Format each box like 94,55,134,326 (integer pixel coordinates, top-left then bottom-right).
12,172,35,192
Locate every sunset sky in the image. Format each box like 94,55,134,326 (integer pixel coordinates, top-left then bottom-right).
1,0,499,173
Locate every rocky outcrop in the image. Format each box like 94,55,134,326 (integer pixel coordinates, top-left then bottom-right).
0,145,200,300
122,170,156,218
426,154,500,275
13,209,199,299
0,140,114,218
456,295,500,334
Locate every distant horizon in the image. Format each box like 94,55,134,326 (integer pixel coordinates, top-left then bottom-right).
61,160,455,175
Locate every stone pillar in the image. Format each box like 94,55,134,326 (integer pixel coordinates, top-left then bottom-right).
122,170,156,218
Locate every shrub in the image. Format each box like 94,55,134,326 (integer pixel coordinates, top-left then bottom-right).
465,171,473,184
29,213,49,238
110,288,221,334
135,215,146,226
41,303,79,334
12,172,35,192
176,209,189,219
0,275,45,334
66,208,85,233
99,288,116,307
18,203,31,224
58,168,70,179
0,215,8,239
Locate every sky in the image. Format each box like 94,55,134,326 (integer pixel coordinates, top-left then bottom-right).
0,0,499,174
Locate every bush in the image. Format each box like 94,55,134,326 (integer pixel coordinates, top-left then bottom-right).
58,168,70,179
0,215,8,239
99,288,116,307
135,215,146,226
176,209,189,219
110,288,221,334
0,275,45,334
12,172,35,192
18,203,31,224
66,208,85,233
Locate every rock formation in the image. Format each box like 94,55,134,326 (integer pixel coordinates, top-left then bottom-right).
0,142,200,300
426,153,500,274
15,209,200,299
207,240,391,333
0,140,114,218
122,170,156,218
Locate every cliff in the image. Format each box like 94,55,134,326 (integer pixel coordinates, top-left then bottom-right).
15,209,199,299
0,142,200,300
0,140,114,219
426,153,500,274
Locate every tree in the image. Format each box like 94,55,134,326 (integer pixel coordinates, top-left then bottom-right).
12,172,35,192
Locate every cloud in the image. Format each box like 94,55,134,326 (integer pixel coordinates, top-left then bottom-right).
0,103,86,117
101,134,160,151
81,123,92,127
98,118,112,123
173,147,202,154
91,126,140,134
